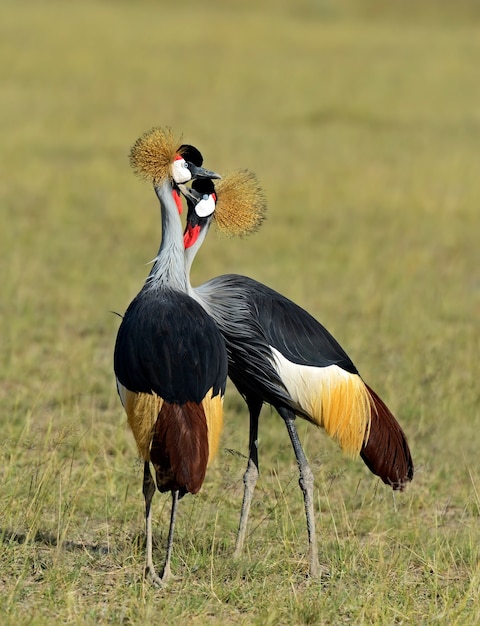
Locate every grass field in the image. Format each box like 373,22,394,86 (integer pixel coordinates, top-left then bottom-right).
1,0,479,623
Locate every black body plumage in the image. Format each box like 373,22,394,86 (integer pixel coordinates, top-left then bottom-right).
227,274,357,371
114,287,227,404
196,273,358,414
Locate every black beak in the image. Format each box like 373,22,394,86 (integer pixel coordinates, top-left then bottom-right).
187,162,222,180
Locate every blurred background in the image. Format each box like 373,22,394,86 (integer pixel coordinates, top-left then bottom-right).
1,0,479,622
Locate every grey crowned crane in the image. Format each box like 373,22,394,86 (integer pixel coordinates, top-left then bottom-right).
113,129,228,584
180,174,414,578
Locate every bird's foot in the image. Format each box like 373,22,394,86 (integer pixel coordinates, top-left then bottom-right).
308,558,330,580
160,561,173,583
145,564,174,587
232,540,245,559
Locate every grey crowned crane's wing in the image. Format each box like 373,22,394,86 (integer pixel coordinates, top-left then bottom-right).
114,288,227,404
194,275,292,406
222,275,359,374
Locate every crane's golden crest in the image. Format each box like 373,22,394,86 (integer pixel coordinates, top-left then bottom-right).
214,170,267,237
129,127,184,185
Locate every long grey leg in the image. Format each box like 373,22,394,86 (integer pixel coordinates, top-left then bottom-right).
277,408,320,578
143,461,164,585
234,396,262,558
160,490,179,582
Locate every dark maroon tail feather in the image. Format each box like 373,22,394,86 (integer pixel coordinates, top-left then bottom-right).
150,401,209,496
360,384,414,491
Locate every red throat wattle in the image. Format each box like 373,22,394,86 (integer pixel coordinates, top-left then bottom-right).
184,224,201,249
172,189,183,214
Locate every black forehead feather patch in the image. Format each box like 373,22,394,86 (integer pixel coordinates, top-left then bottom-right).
178,144,203,166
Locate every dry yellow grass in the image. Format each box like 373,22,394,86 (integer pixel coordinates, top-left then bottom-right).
1,1,479,624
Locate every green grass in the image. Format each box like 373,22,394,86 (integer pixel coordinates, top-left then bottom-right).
1,0,479,623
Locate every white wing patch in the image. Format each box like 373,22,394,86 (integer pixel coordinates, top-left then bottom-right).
270,347,349,414
269,347,371,456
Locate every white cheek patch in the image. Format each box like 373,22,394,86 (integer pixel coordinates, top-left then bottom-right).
195,194,216,217
171,157,192,184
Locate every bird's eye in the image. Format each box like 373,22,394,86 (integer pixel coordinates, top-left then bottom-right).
202,194,209,201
